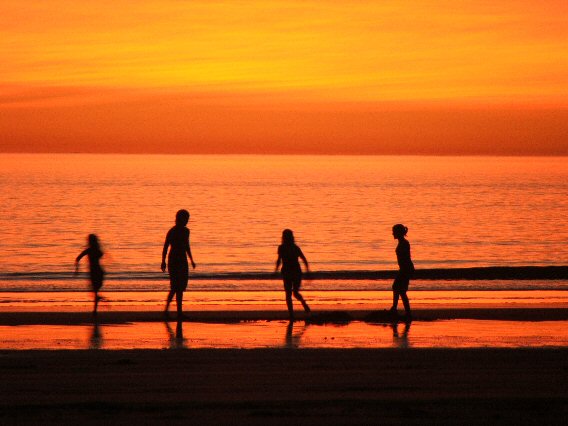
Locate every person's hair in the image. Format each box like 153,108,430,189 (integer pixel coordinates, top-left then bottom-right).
175,209,190,226
88,234,100,250
392,224,408,238
281,229,295,245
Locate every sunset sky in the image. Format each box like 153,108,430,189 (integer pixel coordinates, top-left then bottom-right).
1,0,567,154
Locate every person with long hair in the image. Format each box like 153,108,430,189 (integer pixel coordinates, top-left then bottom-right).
389,224,414,320
275,229,311,321
75,234,105,316
161,209,196,318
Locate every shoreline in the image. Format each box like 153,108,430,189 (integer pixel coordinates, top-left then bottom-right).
3,265,568,281
2,307,568,325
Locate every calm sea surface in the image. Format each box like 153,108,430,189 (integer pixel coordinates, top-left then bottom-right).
0,154,566,293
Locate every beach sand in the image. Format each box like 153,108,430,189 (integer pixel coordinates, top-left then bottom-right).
0,308,567,424
0,348,566,425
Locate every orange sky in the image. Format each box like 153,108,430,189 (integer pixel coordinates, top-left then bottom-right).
1,0,567,154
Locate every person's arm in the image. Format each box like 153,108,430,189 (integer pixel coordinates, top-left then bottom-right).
186,230,196,269
161,232,170,272
298,247,310,273
406,241,414,272
74,248,88,274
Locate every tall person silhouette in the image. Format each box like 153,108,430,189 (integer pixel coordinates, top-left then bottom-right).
161,209,196,319
389,224,414,320
275,229,311,321
75,234,105,316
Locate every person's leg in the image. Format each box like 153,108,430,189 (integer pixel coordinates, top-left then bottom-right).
91,273,103,315
293,291,310,313
292,280,310,313
284,280,294,320
391,290,400,311
391,275,402,312
166,266,178,314
175,290,184,317
165,289,175,312
400,291,411,316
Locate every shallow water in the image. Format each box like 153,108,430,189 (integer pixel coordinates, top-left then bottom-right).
1,319,567,350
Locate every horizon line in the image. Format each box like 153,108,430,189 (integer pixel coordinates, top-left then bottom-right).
1,151,567,157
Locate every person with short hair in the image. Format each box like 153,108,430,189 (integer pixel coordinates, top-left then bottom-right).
161,209,196,318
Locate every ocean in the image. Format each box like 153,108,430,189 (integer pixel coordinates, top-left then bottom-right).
0,154,567,306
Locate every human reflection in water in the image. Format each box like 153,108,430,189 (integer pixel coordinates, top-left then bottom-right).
161,209,196,319
165,320,187,349
389,224,414,321
391,321,411,349
89,320,103,350
285,321,307,349
75,234,106,316
275,229,311,322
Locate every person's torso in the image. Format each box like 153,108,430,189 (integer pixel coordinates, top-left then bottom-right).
87,248,103,272
168,226,189,260
396,240,414,271
279,244,301,270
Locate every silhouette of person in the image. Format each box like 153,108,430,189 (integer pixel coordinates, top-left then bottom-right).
75,234,105,316
161,209,196,319
275,229,311,321
389,224,414,320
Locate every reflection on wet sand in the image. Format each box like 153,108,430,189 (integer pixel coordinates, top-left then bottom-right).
89,320,103,349
285,321,308,349
391,322,410,349
165,320,187,349
1,319,568,350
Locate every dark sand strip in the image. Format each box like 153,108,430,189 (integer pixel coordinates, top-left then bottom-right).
1,308,568,326
0,348,566,425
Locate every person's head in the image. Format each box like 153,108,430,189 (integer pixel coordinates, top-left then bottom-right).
392,224,408,239
175,209,190,226
88,234,100,249
282,229,295,245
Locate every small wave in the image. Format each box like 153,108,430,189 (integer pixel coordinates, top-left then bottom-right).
1,280,568,293
1,266,567,281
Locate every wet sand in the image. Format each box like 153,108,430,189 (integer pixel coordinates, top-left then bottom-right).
1,348,567,425
2,319,568,350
